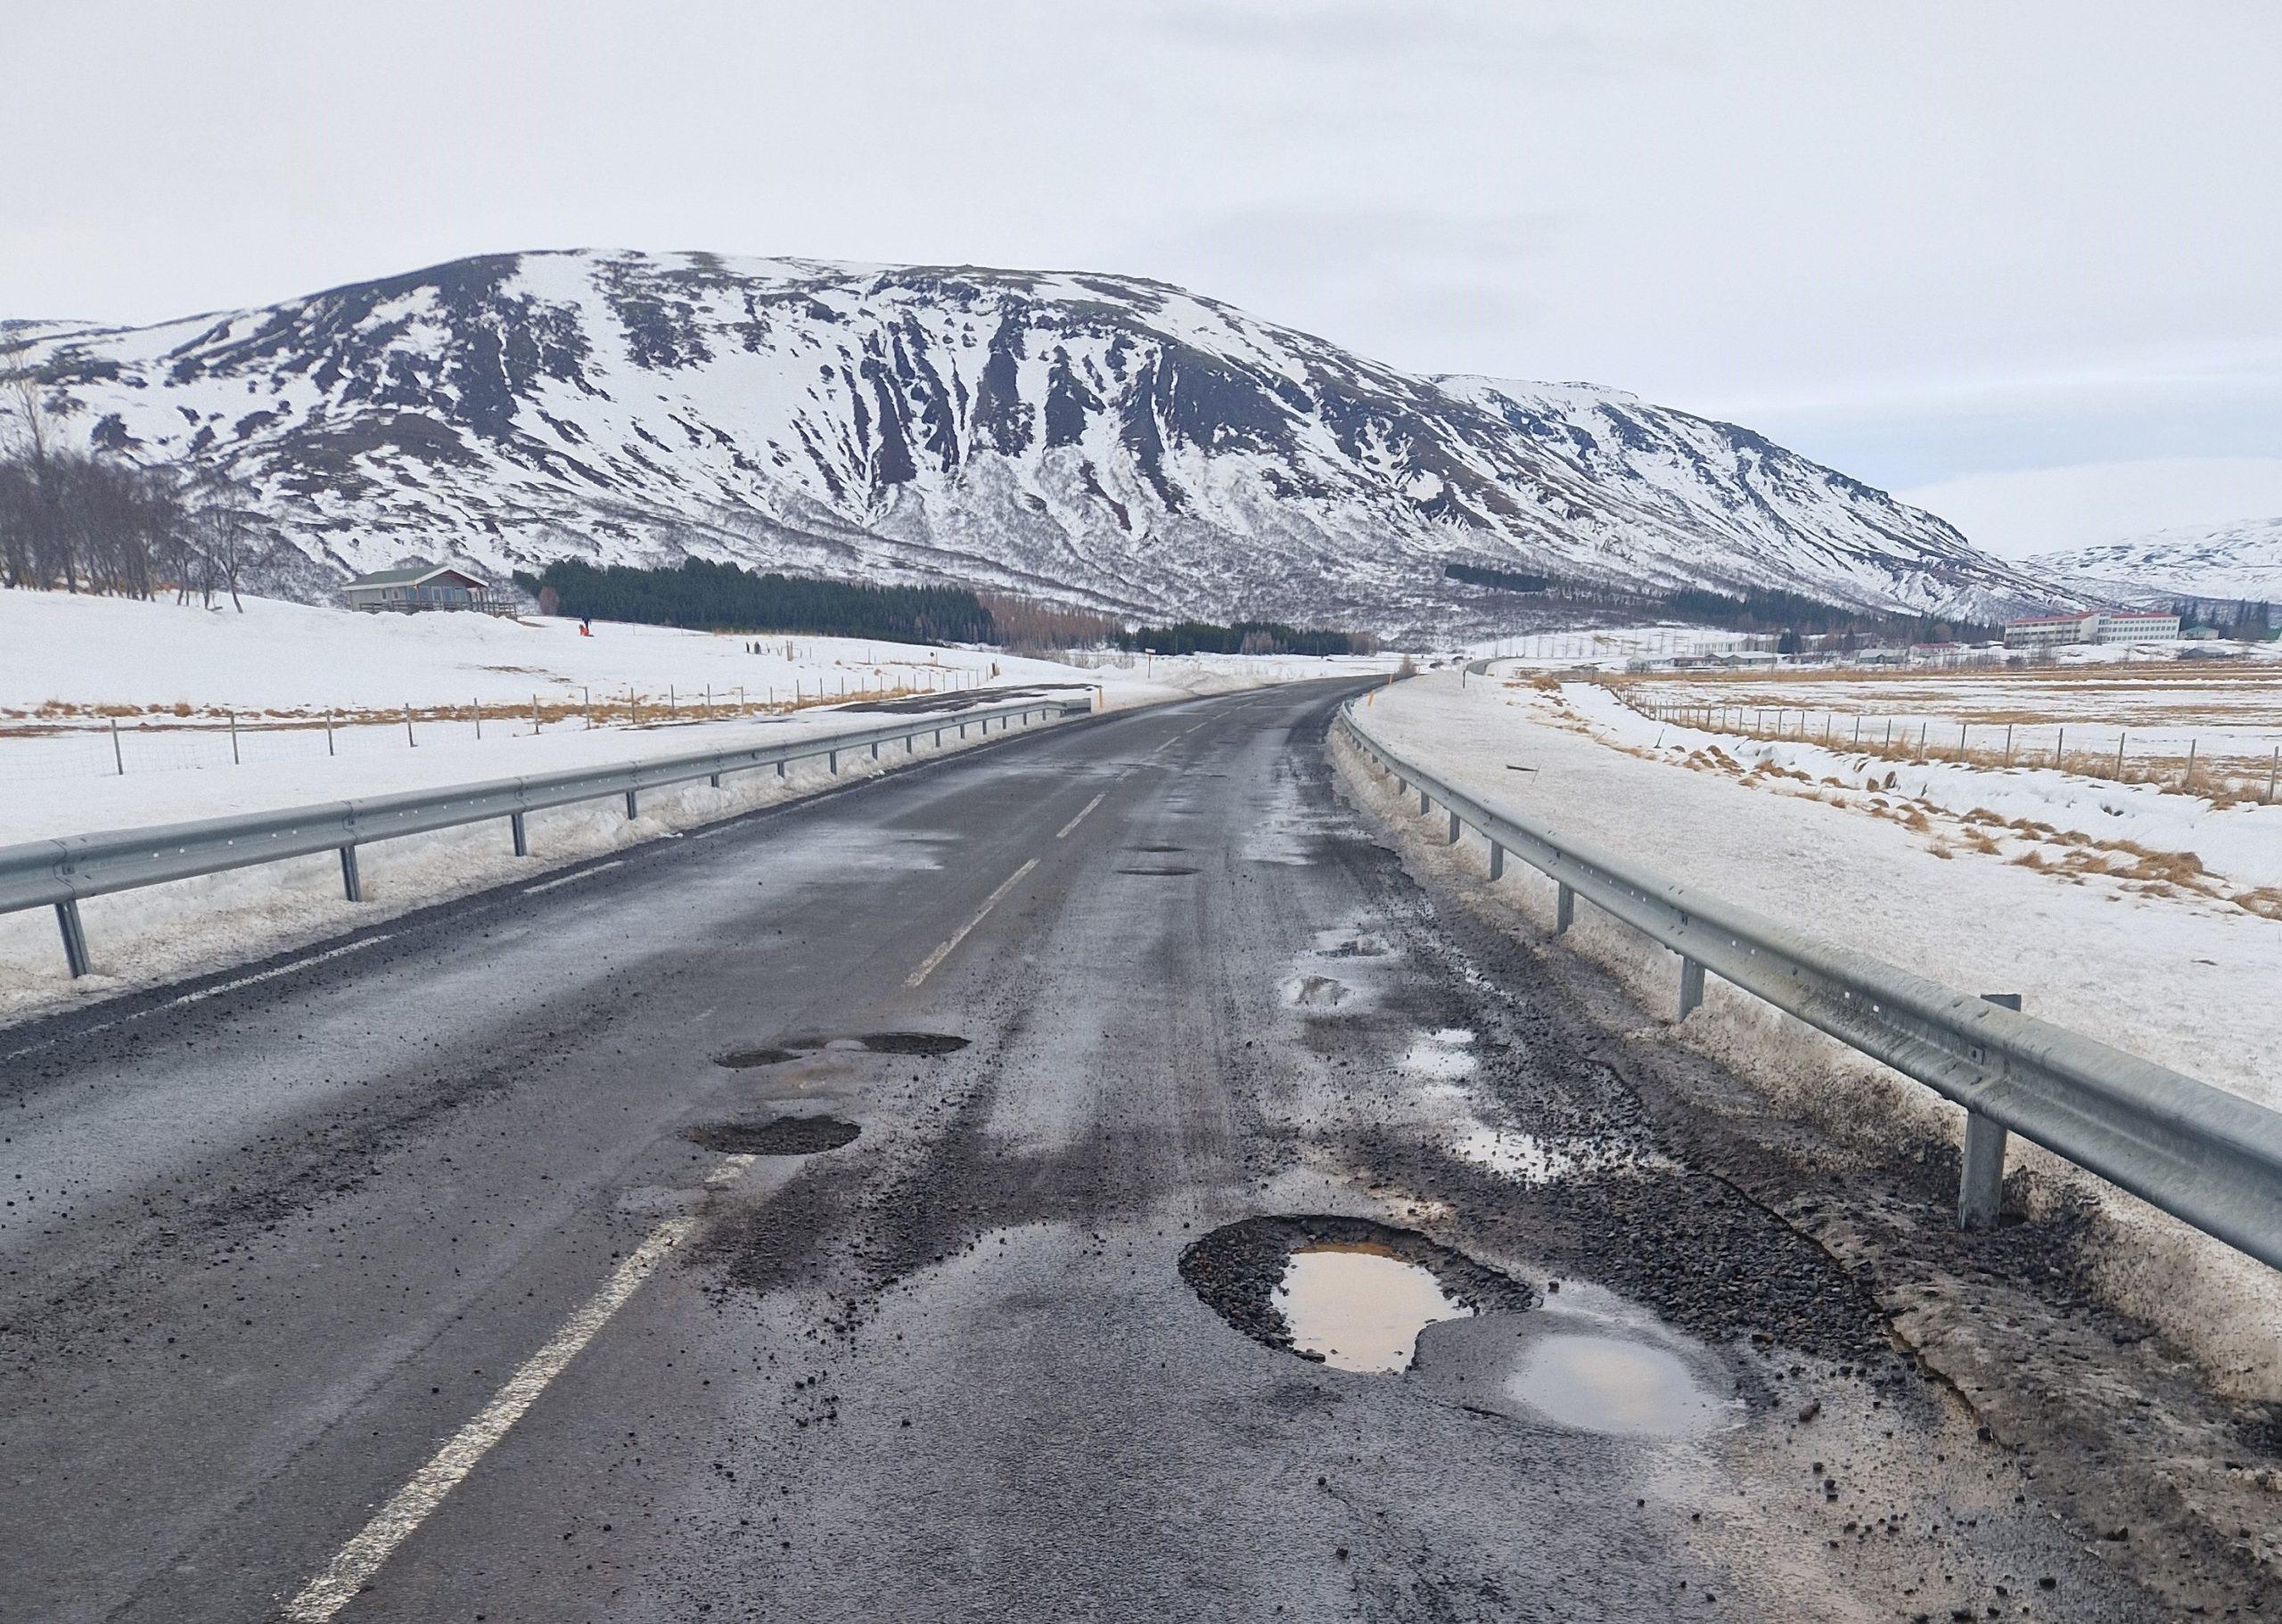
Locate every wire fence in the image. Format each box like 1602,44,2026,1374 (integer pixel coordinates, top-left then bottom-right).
1,669,973,786
1616,689,2282,805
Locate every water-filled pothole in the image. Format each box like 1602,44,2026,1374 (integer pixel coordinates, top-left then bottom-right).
1180,1216,1535,1371
1283,973,1351,1009
1276,1244,1466,1372
1506,1333,1726,1438
714,1032,969,1067
685,1117,860,1155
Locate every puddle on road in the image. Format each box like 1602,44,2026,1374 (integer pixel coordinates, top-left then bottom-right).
715,1032,970,1067
685,1116,860,1155
1506,1333,1726,1439
1398,1028,1478,1080
1276,1243,1471,1373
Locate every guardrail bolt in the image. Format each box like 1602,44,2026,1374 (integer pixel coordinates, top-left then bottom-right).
54,900,91,979
1677,956,1705,1020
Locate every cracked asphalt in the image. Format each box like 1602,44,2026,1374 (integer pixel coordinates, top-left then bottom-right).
0,681,2261,1620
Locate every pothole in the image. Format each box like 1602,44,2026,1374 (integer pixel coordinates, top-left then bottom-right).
1278,1244,1465,1372
714,1031,969,1067
685,1117,861,1155
1321,932,1391,958
1282,972,1352,1009
1180,1216,1536,1372
1506,1332,1727,1438
1116,865,1200,876
1129,842,1187,853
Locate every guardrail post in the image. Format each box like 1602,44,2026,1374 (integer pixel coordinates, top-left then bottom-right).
870,741,879,759
1447,810,1461,844
1677,956,1705,1020
708,771,722,788
625,790,638,819
1490,842,1505,881
54,899,91,978
510,812,529,857
829,750,840,775
1959,993,2021,1229
905,735,914,754
1555,882,1574,933
1417,786,1430,815
339,846,363,902
935,727,943,747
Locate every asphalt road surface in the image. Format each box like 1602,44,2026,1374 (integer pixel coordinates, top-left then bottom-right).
0,684,2203,1620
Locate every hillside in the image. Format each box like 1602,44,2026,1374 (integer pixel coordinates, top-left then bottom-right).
11,250,2064,636
2027,517,2282,603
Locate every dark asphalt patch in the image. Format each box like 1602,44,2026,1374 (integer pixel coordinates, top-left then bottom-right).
1115,865,1201,876
1129,842,1187,852
686,1117,861,1155
1180,1215,1537,1366
715,1032,970,1067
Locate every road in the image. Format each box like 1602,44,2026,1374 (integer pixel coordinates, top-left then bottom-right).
0,683,2180,1620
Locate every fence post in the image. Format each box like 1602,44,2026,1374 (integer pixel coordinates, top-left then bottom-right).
533,695,541,736
1677,956,1705,1020
54,900,91,978
510,812,529,857
111,716,125,775
2114,733,2125,778
325,710,336,756
340,846,363,902
404,704,415,748
473,699,481,741
2267,747,2278,804
2003,724,2012,765
2053,726,2064,768
1959,993,2021,1229
230,710,242,765
1555,882,1574,934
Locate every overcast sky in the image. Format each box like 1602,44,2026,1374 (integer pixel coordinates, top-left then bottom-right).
8,1,2278,554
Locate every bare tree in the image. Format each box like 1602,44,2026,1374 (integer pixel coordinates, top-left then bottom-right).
182,472,259,611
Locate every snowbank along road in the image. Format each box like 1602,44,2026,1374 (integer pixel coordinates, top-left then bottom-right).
1,682,2270,1620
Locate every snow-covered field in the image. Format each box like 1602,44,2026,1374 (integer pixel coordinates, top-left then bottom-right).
0,590,1389,1020
1341,668,2282,1394
1613,660,2282,796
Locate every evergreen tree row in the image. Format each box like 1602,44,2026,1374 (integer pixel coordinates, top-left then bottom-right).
520,559,996,643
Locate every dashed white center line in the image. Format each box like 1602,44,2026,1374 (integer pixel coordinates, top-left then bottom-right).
521,860,626,896
1055,791,1107,840
280,1216,698,1622
703,1152,758,1188
905,857,1040,988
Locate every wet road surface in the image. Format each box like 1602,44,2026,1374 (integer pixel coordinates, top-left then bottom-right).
0,684,2189,1620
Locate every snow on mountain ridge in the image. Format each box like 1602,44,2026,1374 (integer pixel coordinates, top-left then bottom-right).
13,248,2065,636
2027,518,2282,603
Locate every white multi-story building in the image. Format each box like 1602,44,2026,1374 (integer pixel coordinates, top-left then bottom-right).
2003,611,2179,650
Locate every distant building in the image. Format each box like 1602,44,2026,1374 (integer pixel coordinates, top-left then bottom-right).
343,562,508,614
2001,610,2179,650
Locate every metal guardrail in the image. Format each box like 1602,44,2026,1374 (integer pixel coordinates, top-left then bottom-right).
3,695,1089,980
1338,700,2282,1271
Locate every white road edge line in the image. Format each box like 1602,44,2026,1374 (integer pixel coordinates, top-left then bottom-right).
521,860,626,896
280,1216,698,1622
905,857,1040,988
1055,791,1107,841
170,934,398,1009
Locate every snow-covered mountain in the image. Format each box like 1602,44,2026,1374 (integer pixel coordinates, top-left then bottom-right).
10,250,2060,635
2027,519,2282,604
